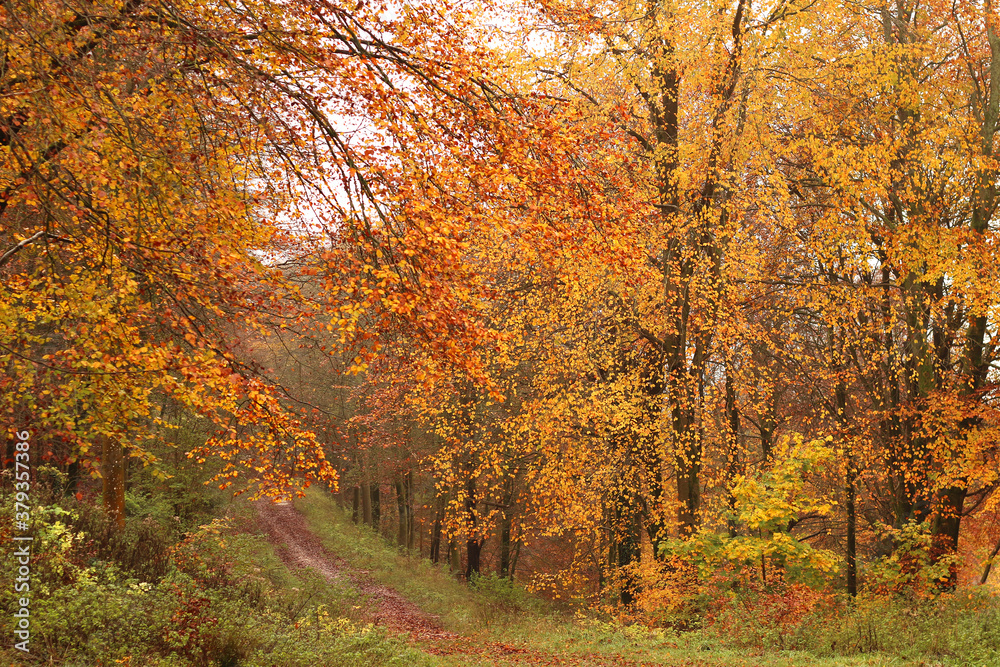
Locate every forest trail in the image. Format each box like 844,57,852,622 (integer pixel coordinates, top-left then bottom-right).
254,499,455,640
253,499,668,666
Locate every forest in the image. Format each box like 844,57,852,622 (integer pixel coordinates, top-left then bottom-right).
2,0,1000,664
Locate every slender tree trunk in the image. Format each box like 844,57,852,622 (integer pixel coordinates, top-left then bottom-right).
448,539,461,575
395,479,407,548
846,461,858,597
836,382,857,597
430,497,444,563
724,368,741,538
405,470,415,550
464,474,481,579
614,486,641,605
979,535,1000,585
499,517,512,578
508,539,521,579
361,480,372,527
466,538,482,580
66,457,80,496
101,435,126,530
499,474,515,577
370,485,381,531
351,486,360,524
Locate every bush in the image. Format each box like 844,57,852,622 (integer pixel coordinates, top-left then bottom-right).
0,469,423,666
702,576,838,651
470,572,538,630
698,579,1000,665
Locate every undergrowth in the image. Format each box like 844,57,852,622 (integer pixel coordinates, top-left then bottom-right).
0,464,427,666
3,466,997,667
295,488,1000,667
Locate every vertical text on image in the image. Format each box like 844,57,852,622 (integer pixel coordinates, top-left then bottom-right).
12,429,31,654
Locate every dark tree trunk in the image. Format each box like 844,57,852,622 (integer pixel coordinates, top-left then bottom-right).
499,518,512,578
395,479,407,547
466,538,482,580
464,473,481,579
430,497,444,563
613,486,642,605
837,383,857,598
674,406,701,536
499,475,516,577
508,539,521,579
406,470,415,549
66,457,80,496
370,485,381,531
724,368,741,538
846,463,858,597
448,539,460,575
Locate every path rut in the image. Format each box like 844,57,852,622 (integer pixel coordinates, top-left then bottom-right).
254,499,455,640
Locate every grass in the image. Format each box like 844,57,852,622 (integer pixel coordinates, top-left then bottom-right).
295,487,486,633
295,488,996,667
0,468,428,667
3,467,994,666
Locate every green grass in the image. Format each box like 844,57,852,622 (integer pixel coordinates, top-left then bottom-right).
295,487,487,634
4,467,994,667
0,469,428,667
296,488,998,667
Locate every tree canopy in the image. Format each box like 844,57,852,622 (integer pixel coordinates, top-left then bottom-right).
4,0,1000,598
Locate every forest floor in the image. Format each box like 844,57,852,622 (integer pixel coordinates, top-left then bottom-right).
253,494,919,667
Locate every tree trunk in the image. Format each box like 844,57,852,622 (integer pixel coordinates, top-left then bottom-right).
613,486,642,605
724,368,741,538
370,485,381,532
430,497,444,563
361,480,372,527
674,407,701,536
464,473,481,579
466,538,482,580
837,382,857,597
448,539,461,575
406,470,415,550
979,535,1000,585
101,435,126,530
931,486,966,572
66,457,80,496
499,516,512,578
509,539,521,579
395,479,407,548
499,474,516,577
846,462,858,597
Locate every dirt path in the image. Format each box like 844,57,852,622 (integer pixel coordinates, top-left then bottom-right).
254,499,455,640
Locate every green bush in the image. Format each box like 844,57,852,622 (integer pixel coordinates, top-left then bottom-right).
0,465,423,666
469,572,538,631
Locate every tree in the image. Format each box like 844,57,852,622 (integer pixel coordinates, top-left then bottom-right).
778,0,1000,577
0,0,517,506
